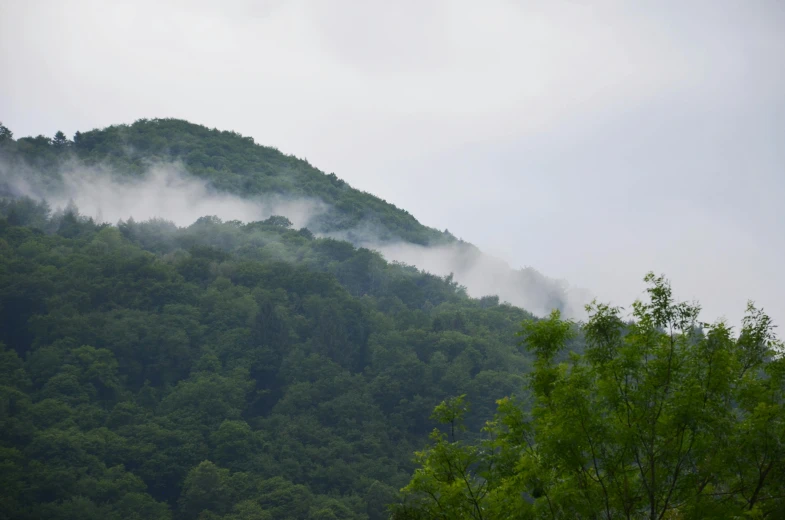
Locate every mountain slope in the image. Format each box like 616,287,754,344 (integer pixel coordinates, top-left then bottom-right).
2,119,447,245
0,119,579,315
0,119,591,519
0,193,538,519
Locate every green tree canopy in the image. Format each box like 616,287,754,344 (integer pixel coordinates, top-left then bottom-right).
52,130,70,149
0,122,12,142
394,273,785,519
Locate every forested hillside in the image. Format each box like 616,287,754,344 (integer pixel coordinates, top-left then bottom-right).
0,119,575,316
0,119,447,245
0,195,537,519
3,120,780,520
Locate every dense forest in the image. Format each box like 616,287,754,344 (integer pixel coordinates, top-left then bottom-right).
0,171,535,517
1,121,782,519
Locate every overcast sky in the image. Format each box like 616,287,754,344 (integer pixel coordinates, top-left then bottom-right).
2,0,784,327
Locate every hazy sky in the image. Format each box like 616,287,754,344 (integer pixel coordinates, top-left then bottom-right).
2,0,784,327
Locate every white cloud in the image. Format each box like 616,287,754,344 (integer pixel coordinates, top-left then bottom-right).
1,160,326,228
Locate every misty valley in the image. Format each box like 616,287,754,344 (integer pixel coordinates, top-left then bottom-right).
0,120,783,520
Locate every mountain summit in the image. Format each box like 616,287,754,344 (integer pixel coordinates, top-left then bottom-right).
0,118,582,316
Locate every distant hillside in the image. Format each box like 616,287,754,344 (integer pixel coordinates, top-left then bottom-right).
0,182,539,520
0,118,447,245
0,119,590,519
0,119,582,315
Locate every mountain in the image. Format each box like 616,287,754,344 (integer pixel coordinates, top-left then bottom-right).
1,120,782,519
0,118,583,316
0,120,561,519
1,118,449,244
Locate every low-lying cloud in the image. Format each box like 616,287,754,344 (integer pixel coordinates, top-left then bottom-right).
0,160,327,228
326,228,590,318
1,157,589,318
378,241,592,319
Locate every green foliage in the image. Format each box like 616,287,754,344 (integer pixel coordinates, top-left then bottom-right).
0,198,534,519
395,274,785,519
1,118,451,245
0,117,573,312
0,122,12,142
52,131,70,149
12,119,769,519
431,394,469,442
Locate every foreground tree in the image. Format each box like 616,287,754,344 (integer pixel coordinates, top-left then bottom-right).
393,273,785,519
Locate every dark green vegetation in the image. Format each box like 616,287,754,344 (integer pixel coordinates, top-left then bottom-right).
0,195,533,519
1,121,782,519
394,276,785,519
0,118,573,315
0,118,448,245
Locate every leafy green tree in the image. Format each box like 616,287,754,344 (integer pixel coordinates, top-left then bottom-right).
2,197,51,228
395,274,785,519
179,461,233,517
221,499,272,520
255,477,315,519
210,420,256,471
112,492,172,520
395,394,495,519
0,122,12,142
261,215,292,228
52,130,70,149
0,446,25,516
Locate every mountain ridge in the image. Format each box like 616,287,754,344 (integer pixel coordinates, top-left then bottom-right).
3,118,449,245
0,118,582,316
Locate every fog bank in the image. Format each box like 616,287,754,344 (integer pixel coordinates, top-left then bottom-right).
0,160,326,229
366,240,591,319
1,157,586,317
